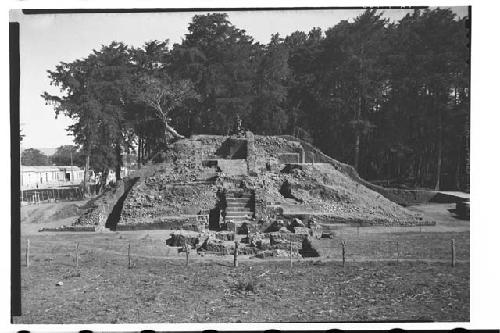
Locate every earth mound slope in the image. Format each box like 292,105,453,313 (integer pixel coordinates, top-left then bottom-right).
87,134,428,227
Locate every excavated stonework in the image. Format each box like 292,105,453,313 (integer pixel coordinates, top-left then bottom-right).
67,133,435,257
115,133,428,228
72,132,431,238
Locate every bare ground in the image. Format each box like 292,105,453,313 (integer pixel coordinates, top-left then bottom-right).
14,201,469,323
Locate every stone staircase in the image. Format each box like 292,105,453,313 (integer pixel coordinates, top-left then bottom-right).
217,159,248,176
224,189,254,223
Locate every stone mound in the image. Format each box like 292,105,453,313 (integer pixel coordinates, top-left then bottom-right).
87,134,427,228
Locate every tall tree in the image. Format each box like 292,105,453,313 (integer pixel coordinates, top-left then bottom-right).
51,145,84,167
43,42,134,186
171,13,259,134
134,75,200,141
250,33,291,134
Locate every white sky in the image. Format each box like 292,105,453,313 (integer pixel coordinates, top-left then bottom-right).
11,7,468,149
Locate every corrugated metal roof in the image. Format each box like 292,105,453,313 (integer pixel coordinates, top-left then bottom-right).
21,166,61,172
21,165,82,172
57,166,82,171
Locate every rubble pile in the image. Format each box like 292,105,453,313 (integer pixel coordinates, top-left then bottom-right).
163,216,321,258
77,133,428,236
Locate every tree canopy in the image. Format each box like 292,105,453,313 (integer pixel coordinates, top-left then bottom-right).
21,148,49,166
43,8,470,191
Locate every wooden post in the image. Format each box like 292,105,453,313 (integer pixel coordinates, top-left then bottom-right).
289,239,293,270
234,241,239,267
396,241,399,264
75,242,79,268
26,239,30,268
341,240,346,267
451,239,456,267
128,242,132,269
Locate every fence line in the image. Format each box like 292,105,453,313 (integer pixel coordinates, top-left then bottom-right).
22,234,466,271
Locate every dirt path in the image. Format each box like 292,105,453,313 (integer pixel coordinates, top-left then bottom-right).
21,200,89,234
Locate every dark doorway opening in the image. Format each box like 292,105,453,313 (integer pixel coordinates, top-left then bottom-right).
209,207,221,230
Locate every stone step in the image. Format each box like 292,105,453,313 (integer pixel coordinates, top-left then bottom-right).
226,203,252,210
225,216,252,222
225,211,253,216
226,198,252,202
226,211,253,216
226,196,252,200
226,190,252,195
226,202,251,208
226,192,252,197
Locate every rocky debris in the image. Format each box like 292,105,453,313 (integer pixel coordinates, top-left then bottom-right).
279,226,291,233
290,217,305,229
181,219,208,233
270,232,309,245
165,232,200,247
307,218,323,238
264,219,286,232
293,227,311,235
254,249,302,259
39,225,96,232
79,134,427,231
237,247,258,255
199,237,232,254
321,231,335,239
75,180,127,226
239,222,259,234
215,231,235,241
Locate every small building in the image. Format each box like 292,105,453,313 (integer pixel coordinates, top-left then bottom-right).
21,165,85,189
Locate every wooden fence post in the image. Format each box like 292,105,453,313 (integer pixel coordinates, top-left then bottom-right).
26,239,30,268
184,241,189,266
75,242,79,268
128,242,132,269
341,240,346,267
234,241,239,267
451,239,456,267
396,241,399,264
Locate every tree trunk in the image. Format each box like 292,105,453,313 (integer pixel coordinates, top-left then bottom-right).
115,143,122,181
83,154,90,196
138,135,142,169
100,168,109,193
434,109,443,191
455,150,461,190
164,121,185,141
354,133,360,172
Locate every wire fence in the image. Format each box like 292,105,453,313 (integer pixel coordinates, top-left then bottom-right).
21,225,469,272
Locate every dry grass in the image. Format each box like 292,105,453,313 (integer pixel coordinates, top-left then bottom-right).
15,230,469,324
15,258,469,323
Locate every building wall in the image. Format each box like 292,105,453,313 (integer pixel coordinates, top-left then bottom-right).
21,167,85,189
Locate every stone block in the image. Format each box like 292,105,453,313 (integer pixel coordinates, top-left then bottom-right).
293,227,311,235
165,233,200,247
269,232,308,245
215,231,235,241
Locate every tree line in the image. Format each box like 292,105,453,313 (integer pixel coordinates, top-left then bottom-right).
21,145,85,167
43,8,470,191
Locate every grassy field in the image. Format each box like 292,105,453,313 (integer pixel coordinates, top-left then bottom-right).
14,202,469,323
15,258,468,323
